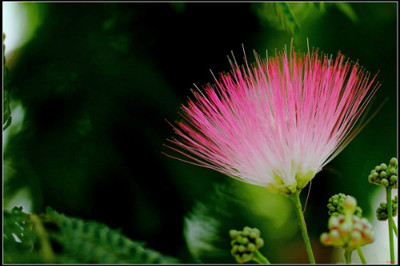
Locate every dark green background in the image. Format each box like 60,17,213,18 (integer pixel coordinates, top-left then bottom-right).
4,2,397,263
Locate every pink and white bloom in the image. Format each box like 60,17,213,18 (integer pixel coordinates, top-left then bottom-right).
165,46,380,196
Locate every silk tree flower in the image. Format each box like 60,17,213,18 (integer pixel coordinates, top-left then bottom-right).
165,46,380,196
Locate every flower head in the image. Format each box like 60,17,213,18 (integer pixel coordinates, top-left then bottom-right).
165,45,380,196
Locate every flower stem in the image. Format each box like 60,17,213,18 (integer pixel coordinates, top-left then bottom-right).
290,191,316,264
252,250,271,264
356,247,367,264
344,249,353,264
392,218,397,236
386,187,395,264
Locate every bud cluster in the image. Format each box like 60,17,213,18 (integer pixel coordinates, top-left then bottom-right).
376,195,398,221
321,196,374,250
327,193,362,217
368,158,398,188
229,226,264,263
320,214,374,249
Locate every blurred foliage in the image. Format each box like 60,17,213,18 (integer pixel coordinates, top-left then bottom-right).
4,206,178,263
253,2,358,37
3,33,12,130
3,2,397,263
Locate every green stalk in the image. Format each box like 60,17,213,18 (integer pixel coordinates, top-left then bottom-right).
290,191,316,264
252,250,271,264
356,246,367,264
392,218,397,236
386,187,395,264
30,214,56,263
344,249,353,264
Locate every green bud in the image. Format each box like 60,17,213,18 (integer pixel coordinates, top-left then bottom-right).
232,245,239,253
238,245,246,253
231,240,237,246
230,229,239,239
380,171,387,178
247,243,256,252
389,168,397,175
381,179,389,187
242,226,251,236
255,237,264,248
368,175,374,183
390,175,397,185
380,163,388,171
390,157,398,166
371,172,379,179
375,165,381,172
234,254,244,263
240,237,249,245
242,253,252,262
355,206,363,217
237,236,247,245
249,231,258,239
252,228,260,236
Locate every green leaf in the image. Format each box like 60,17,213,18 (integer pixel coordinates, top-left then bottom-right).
4,206,179,263
335,3,358,23
3,33,12,131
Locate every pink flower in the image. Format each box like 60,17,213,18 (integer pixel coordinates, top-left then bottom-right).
165,46,380,196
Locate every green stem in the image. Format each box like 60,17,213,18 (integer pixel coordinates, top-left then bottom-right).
356,247,367,264
252,250,271,264
392,218,397,236
386,187,395,264
344,249,353,264
290,191,316,264
30,214,56,263
386,187,394,264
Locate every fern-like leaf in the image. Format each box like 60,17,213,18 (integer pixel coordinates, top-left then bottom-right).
3,206,179,263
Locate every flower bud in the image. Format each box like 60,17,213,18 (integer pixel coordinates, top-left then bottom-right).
351,231,362,243
255,237,264,248
390,157,398,166
329,229,340,241
238,236,249,245
339,223,352,234
371,171,379,179
344,196,357,213
242,226,251,236
328,216,340,229
368,175,374,183
320,233,330,244
381,179,389,187
353,222,363,232
389,168,397,175
247,243,256,252
230,229,239,239
241,253,251,262
380,171,387,178
380,163,388,171
238,245,246,253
